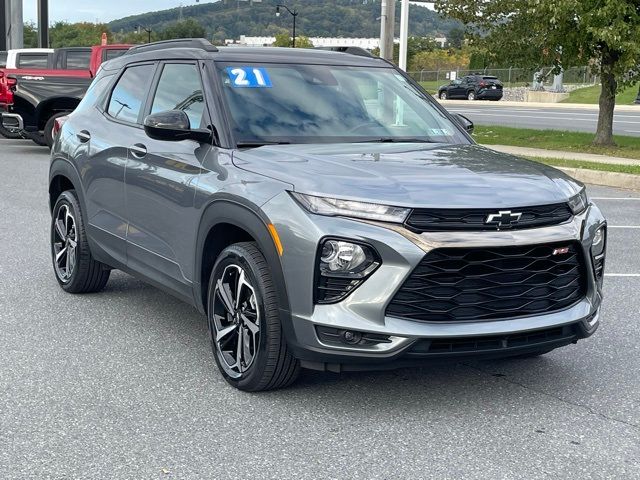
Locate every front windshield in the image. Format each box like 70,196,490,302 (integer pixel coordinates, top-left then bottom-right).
216,62,469,145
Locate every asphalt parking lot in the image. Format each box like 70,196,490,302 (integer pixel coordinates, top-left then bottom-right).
1,137,639,479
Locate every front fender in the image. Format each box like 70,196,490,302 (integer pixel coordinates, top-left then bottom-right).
194,199,292,335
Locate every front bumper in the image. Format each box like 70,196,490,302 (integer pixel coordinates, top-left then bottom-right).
262,193,606,371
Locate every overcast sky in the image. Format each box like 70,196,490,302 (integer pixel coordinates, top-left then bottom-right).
23,0,217,23
23,0,434,24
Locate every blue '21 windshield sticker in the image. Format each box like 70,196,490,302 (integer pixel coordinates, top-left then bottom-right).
227,67,272,88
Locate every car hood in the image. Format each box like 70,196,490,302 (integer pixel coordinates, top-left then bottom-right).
232,143,583,208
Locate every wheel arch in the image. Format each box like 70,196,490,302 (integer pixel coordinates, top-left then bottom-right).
49,157,85,215
194,199,291,322
36,97,81,130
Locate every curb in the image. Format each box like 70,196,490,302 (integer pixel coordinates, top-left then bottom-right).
435,99,640,112
481,144,640,167
556,167,640,191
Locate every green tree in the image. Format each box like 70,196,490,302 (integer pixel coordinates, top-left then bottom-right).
272,33,313,48
23,23,38,48
159,19,206,41
446,27,464,49
435,0,640,146
49,22,113,47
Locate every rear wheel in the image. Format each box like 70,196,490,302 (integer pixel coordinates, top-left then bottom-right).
467,91,476,101
0,123,22,139
25,130,47,147
51,190,110,293
44,113,69,149
207,242,300,391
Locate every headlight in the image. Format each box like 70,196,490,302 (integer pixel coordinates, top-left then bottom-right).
316,238,380,304
291,192,410,223
591,225,606,282
568,189,588,215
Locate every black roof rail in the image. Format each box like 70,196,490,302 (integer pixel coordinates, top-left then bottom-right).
314,46,374,58
125,38,218,55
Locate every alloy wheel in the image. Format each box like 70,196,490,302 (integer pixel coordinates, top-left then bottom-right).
52,204,77,282
211,264,261,378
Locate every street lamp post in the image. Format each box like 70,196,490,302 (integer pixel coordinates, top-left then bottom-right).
135,25,152,44
275,4,298,48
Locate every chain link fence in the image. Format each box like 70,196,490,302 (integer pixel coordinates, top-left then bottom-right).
408,66,599,89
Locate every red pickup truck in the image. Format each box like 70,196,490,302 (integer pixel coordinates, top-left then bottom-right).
0,44,131,145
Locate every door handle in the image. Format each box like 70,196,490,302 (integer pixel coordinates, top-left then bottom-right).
130,143,147,158
77,130,91,143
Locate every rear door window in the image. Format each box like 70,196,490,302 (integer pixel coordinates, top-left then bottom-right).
65,50,91,69
104,49,128,61
107,63,156,124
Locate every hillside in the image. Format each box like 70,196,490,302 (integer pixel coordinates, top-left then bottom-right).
109,0,460,43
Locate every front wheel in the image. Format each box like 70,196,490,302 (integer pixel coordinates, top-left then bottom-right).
207,242,300,391
467,91,476,101
439,91,447,100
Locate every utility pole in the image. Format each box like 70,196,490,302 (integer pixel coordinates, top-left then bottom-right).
398,0,409,71
379,0,395,61
5,0,24,49
0,2,6,51
38,0,49,47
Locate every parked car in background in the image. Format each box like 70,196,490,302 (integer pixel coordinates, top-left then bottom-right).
49,39,606,391
5,48,54,69
1,44,131,146
0,51,7,68
438,74,504,100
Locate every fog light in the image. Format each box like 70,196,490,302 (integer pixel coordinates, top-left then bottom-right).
342,330,362,344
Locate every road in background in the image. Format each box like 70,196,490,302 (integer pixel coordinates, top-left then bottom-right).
1,138,639,478
443,102,640,136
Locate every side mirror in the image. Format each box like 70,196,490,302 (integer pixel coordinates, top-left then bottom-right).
454,113,474,134
143,110,212,143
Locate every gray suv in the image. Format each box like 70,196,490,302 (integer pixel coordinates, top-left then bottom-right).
49,39,606,391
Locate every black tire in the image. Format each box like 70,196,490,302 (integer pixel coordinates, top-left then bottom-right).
207,242,300,391
0,123,22,139
44,112,68,149
467,90,476,100
51,190,110,293
439,91,447,100
25,130,48,146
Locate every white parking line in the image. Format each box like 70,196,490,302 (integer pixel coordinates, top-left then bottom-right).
608,226,640,229
591,197,640,200
605,274,640,277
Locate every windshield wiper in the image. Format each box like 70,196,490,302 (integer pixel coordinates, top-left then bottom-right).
352,138,436,144
236,141,292,148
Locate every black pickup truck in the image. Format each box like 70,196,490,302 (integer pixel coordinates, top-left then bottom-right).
1,44,130,147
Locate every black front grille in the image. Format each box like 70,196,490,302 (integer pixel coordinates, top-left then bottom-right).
386,242,585,322
405,203,572,232
407,325,577,356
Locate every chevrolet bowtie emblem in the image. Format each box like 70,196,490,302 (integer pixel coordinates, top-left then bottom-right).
485,210,522,227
